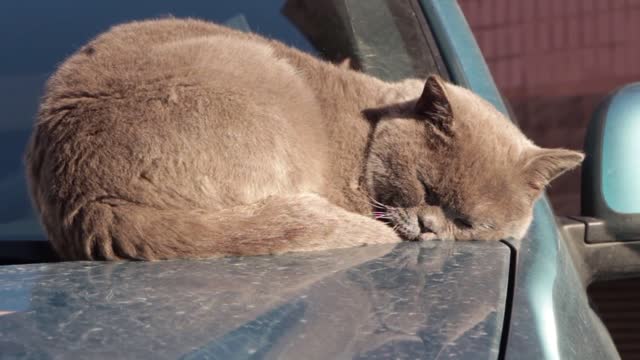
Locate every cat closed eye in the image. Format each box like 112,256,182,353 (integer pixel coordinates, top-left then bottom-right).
454,218,473,229
419,179,440,206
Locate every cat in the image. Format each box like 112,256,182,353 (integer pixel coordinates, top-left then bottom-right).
25,18,584,260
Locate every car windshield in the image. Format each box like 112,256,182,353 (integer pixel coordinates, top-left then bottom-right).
0,0,442,242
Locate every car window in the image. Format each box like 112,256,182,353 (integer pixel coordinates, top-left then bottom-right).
0,0,442,242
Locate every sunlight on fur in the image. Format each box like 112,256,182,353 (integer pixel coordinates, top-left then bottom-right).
26,18,583,260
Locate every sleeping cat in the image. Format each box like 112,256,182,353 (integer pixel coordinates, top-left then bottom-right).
26,18,583,260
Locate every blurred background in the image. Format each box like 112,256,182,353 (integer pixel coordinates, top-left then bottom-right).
459,0,639,216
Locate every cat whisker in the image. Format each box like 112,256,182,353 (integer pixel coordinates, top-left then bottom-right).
367,195,385,208
372,212,392,220
375,216,392,220
367,196,395,212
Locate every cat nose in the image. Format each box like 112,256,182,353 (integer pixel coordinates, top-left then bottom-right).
418,216,437,234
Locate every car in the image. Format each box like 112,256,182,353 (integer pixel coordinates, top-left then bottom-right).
1,0,638,359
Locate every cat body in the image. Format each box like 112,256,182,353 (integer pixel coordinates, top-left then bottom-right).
26,18,582,260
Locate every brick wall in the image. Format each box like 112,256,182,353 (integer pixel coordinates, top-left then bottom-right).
459,0,640,215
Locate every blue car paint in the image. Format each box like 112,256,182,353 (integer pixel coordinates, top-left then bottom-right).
420,1,620,359
0,242,510,359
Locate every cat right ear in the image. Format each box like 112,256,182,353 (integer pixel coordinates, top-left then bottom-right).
522,148,585,192
415,75,453,127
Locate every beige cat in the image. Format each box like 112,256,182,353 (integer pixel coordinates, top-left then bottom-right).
26,18,583,260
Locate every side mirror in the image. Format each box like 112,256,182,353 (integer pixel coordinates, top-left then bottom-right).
581,83,640,242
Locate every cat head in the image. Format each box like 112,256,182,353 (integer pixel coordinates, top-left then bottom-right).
365,75,583,241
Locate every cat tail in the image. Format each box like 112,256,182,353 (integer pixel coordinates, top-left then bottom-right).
58,193,400,260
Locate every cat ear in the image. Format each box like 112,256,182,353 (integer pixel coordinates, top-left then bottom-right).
415,75,453,126
522,148,585,191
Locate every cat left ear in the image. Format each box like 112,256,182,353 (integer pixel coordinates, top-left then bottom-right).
522,148,585,191
415,75,453,125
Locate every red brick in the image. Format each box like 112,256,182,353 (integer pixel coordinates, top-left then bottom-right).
491,59,505,87
548,0,558,17
597,1,610,12
583,48,598,74
634,45,640,76
612,0,626,9
622,46,631,77
541,54,553,87
505,58,519,89
612,11,626,43
546,0,557,18
547,54,559,85
468,0,484,25
567,17,581,48
485,30,498,60
505,28,516,57
498,28,510,57
552,0,565,17
484,29,498,59
630,10,640,42
523,23,536,53
596,48,611,77
480,1,494,26
520,58,532,89
498,58,510,90
575,51,589,82
597,13,611,45
524,56,541,87
559,52,571,83
488,28,500,58
583,14,597,46
532,56,548,87
523,0,535,22
626,46,638,76
552,52,568,85
500,60,512,89
583,0,595,13
509,57,524,89
508,26,523,56
495,0,507,25
536,22,551,51
535,0,548,20
507,0,521,24
566,51,582,82
613,46,627,77
540,56,553,85
497,27,509,57
567,0,580,15
552,20,565,49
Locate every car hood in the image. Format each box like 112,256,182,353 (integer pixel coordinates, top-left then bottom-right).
0,241,510,359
